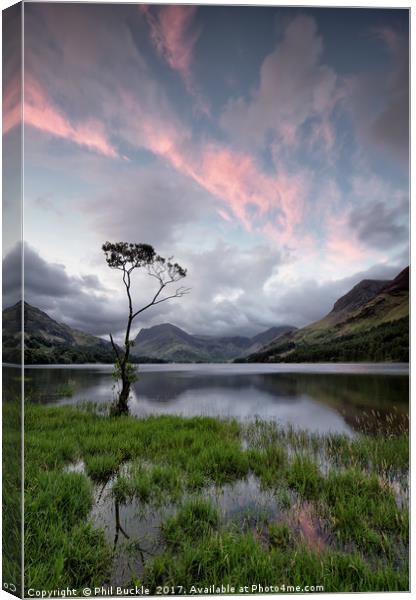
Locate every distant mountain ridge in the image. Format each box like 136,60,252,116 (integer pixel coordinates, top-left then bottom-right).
134,323,296,362
3,267,408,365
2,301,296,364
244,267,409,363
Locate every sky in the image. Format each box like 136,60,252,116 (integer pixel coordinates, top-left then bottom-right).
2,2,410,339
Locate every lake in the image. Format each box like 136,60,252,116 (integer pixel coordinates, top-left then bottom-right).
5,362,409,435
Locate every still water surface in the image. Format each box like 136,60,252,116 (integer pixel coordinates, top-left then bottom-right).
10,362,409,435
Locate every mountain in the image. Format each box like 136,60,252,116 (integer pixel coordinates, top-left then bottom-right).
133,323,296,363
245,267,409,363
3,301,118,365
2,301,296,365
331,279,388,318
249,326,295,348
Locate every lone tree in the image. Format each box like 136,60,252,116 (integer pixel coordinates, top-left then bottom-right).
103,241,189,414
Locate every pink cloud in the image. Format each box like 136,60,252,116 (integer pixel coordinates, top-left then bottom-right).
3,77,21,134
325,214,378,265
137,108,307,241
217,208,233,222
143,5,197,82
23,77,118,157
141,5,209,115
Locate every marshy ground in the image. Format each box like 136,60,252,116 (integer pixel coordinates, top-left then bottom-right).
21,403,409,594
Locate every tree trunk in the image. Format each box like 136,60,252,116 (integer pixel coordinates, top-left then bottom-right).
116,376,130,415
113,307,133,415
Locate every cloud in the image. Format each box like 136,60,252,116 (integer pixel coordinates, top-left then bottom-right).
2,3,21,135
2,241,407,342
349,26,409,163
18,2,408,333
22,77,118,157
3,241,287,338
325,213,374,265
22,6,405,268
21,3,144,157
138,241,288,336
370,28,409,160
140,5,208,114
270,262,405,327
3,5,22,135
3,77,21,135
3,74,118,158
118,95,309,246
220,15,343,151
81,162,212,246
349,197,408,251
141,5,198,84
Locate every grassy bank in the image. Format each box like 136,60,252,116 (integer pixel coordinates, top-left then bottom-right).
24,404,409,594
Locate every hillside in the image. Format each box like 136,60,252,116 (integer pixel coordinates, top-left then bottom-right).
134,323,296,362
245,267,409,363
3,301,118,365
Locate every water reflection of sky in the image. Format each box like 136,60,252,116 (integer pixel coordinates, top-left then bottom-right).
128,389,353,435
17,363,409,436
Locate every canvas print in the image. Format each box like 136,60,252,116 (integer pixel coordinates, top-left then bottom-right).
2,2,409,597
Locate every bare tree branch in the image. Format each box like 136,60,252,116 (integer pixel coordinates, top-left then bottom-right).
109,333,121,362
132,286,191,319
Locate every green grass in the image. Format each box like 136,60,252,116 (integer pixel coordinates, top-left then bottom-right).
3,401,22,595
112,462,182,504
85,454,120,482
162,498,220,546
145,522,408,593
23,403,409,594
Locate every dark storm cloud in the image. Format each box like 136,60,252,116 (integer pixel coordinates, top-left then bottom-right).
349,197,408,251
3,243,126,337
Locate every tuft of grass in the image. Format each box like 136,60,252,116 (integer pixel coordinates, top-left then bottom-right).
112,463,182,505
248,446,286,487
162,498,220,546
285,455,323,500
85,454,120,482
267,522,292,548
